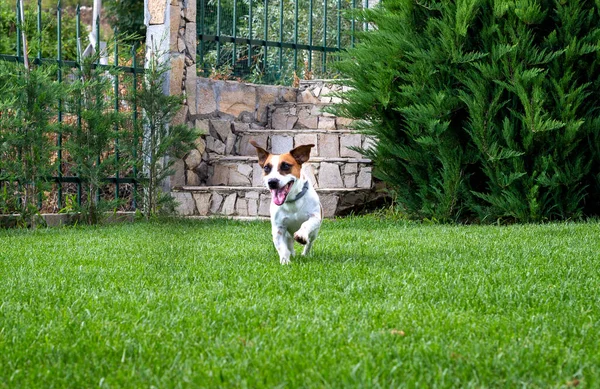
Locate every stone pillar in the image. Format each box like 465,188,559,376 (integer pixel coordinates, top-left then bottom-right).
145,0,197,189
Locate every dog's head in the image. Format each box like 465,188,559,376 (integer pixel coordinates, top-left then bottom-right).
250,140,314,206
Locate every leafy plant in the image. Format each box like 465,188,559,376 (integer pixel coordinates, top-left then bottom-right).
333,0,600,223
0,1,78,60
0,61,60,225
62,52,127,224
133,48,198,219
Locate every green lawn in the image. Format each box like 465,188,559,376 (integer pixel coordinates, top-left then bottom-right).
0,217,599,388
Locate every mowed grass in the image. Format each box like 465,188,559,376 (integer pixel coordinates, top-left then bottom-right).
0,217,599,388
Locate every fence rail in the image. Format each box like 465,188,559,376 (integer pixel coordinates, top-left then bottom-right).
0,0,144,213
197,0,375,84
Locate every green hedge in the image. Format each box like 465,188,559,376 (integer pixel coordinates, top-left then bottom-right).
334,0,600,223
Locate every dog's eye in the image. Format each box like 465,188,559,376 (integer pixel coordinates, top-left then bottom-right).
280,162,291,171
264,164,272,174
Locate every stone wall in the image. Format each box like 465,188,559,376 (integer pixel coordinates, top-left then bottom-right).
172,78,298,188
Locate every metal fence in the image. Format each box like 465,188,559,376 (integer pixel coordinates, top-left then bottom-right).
197,0,375,84
0,0,143,212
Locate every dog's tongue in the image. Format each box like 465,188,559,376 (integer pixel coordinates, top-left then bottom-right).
271,188,287,206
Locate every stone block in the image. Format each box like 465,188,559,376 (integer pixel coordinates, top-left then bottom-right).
197,78,217,115
317,117,336,130
318,134,340,158
341,134,363,158
246,191,260,199
177,37,186,52
233,122,250,133
256,85,279,123
210,192,223,213
169,55,185,95
252,163,264,187
169,5,180,52
318,162,344,188
280,87,297,102
299,89,319,104
294,134,318,149
185,65,197,115
195,119,209,133
209,119,232,143
219,82,256,118
247,198,258,216
222,193,237,215
238,163,253,177
193,193,211,216
271,112,297,130
172,192,196,216
184,149,202,170
336,116,354,127
258,195,271,216
171,158,186,188
186,170,201,186
320,194,339,218
148,0,168,25
228,168,251,186
303,164,317,187
357,166,372,188
297,110,318,128
225,135,236,155
271,135,294,154
171,105,188,126
206,137,226,154
344,174,356,188
194,137,206,155
344,163,358,174
210,164,229,185
240,134,268,156
236,198,248,216
184,0,196,21
185,22,197,54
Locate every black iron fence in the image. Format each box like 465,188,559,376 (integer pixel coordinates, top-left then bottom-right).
0,0,144,213
197,0,375,84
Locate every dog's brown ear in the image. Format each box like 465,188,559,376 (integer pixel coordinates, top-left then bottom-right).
250,140,270,167
290,144,314,165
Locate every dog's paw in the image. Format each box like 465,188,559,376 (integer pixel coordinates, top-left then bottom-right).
294,231,308,245
280,256,291,265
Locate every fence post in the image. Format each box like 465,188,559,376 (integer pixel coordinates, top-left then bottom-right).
144,0,197,190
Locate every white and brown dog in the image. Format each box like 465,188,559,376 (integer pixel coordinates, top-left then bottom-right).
251,140,322,265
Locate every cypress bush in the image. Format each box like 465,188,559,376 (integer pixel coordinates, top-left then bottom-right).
334,0,600,223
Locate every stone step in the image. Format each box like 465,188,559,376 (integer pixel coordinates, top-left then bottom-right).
233,128,372,158
204,156,373,189
267,102,353,131
172,186,384,218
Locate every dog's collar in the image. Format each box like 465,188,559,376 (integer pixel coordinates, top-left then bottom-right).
288,181,310,203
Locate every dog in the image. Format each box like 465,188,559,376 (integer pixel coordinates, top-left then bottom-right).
250,140,322,265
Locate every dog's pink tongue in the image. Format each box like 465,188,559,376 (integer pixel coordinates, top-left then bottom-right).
271,188,286,206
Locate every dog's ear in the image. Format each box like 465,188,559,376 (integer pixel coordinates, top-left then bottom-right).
290,144,314,165
250,140,270,167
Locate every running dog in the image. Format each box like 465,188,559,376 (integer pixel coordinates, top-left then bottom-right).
250,140,322,265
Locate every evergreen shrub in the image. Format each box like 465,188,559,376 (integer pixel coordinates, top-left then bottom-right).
334,0,600,222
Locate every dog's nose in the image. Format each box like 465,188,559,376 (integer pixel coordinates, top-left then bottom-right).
268,179,279,189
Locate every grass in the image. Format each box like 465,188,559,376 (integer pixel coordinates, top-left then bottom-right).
0,216,599,388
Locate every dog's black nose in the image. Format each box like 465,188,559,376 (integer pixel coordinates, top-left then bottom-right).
268,179,279,189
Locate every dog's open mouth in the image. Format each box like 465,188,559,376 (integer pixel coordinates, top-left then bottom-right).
271,181,294,206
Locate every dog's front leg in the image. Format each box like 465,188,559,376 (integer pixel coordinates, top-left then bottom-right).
272,225,293,265
293,215,321,256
